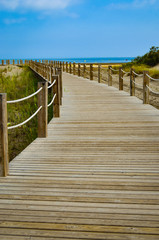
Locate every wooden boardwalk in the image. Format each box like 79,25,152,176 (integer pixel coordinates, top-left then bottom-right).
0,72,159,239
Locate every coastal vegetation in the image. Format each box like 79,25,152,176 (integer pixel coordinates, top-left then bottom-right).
133,46,159,67
0,65,53,161
122,46,159,78
104,48,159,110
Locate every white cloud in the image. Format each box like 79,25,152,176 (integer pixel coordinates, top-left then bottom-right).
0,0,19,10
108,0,157,10
3,17,26,24
0,0,76,10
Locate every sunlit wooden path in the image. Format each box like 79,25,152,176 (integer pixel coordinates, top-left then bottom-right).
0,72,159,239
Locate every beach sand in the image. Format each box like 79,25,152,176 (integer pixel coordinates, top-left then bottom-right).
0,65,23,77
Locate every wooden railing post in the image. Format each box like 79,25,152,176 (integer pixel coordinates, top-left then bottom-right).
66,62,68,73
38,82,48,138
13,60,15,65
39,64,41,75
0,94,9,177
45,65,47,79
53,75,60,117
44,65,46,79
73,62,76,75
130,68,135,96
47,65,50,82
90,64,93,80
50,66,53,82
108,66,112,86
119,67,123,90
98,64,101,83
83,64,86,78
2,60,4,66
143,71,150,104
60,62,62,70
55,67,63,104
78,64,81,77
63,62,65,72
69,62,72,74
41,64,43,76
42,65,44,77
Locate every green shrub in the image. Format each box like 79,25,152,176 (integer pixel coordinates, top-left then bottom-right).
133,46,159,67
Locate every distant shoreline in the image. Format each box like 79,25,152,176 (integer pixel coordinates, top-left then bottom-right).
0,57,134,65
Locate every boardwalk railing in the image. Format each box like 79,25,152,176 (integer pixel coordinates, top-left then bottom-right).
0,61,62,177
1,59,159,176
61,61,159,105
0,59,30,65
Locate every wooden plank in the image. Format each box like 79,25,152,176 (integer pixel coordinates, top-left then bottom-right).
0,221,159,235
0,228,159,240
0,214,159,227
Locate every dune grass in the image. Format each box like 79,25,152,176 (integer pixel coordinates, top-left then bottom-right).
111,63,159,78
0,65,53,161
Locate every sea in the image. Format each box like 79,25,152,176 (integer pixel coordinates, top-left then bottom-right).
0,57,134,64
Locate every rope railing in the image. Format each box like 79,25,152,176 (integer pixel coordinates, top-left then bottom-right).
132,80,143,88
8,106,42,130
132,71,143,77
147,86,159,95
63,62,158,105
0,60,63,177
48,80,56,89
121,69,130,74
48,94,57,107
110,67,119,72
29,65,52,84
7,87,42,104
146,74,159,81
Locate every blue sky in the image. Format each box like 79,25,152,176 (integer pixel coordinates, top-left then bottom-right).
0,0,159,58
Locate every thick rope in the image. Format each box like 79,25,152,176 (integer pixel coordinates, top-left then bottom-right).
8,106,42,130
7,87,42,104
48,80,56,89
132,71,143,77
110,67,119,72
121,69,130,74
147,86,159,95
47,94,57,107
146,74,159,81
132,80,143,88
